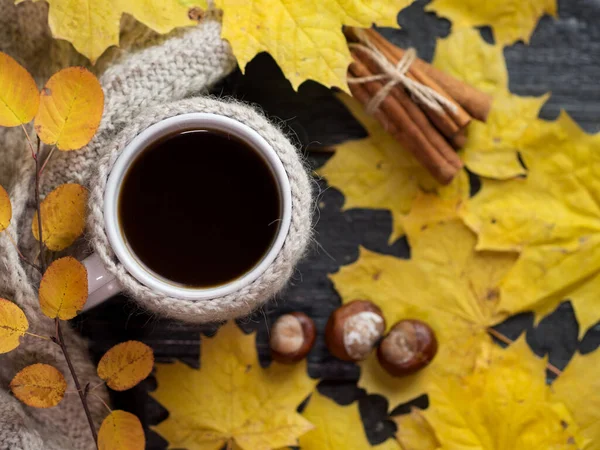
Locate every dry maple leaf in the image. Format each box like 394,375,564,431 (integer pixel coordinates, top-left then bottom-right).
330,193,517,407
188,0,413,90
426,0,557,46
299,391,400,450
151,321,317,450
319,94,470,242
431,27,551,180
552,350,600,449
22,0,194,63
461,112,600,336
394,339,584,449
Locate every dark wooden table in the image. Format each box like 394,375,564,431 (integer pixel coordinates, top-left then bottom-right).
74,0,600,447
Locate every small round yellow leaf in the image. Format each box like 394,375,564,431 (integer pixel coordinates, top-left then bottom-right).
34,67,104,151
0,52,39,127
0,185,11,232
97,341,154,391
0,298,28,354
39,257,88,320
98,410,145,450
10,363,67,408
32,183,88,251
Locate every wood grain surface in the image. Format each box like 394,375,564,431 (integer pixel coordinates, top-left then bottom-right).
73,0,600,447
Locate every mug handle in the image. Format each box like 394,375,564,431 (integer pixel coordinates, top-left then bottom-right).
82,253,122,311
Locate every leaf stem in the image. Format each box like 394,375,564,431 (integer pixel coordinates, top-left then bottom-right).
90,392,112,415
38,145,57,176
55,318,98,447
487,328,563,376
5,230,42,273
24,331,52,341
21,124,36,160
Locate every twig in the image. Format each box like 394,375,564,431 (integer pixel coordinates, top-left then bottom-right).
487,328,562,376
4,230,42,273
33,137,46,273
55,319,98,446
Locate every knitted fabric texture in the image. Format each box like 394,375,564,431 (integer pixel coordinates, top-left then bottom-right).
0,0,309,447
88,98,313,323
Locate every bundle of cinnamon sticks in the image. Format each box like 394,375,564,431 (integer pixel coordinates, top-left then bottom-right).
344,27,492,184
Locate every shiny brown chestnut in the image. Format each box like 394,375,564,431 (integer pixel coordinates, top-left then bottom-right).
377,319,438,377
325,300,386,362
270,312,316,364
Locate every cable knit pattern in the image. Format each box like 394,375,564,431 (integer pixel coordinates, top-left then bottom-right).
87,98,313,322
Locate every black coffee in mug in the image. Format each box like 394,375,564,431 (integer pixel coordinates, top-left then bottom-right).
118,129,282,287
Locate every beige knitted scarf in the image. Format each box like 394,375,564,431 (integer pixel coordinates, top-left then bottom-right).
0,2,312,448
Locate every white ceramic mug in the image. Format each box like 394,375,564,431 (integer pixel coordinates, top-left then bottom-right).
82,113,292,311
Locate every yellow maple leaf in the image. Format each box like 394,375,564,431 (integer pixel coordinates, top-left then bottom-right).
38,256,88,320
299,391,400,450
98,410,145,450
432,27,508,95
393,408,439,450
319,94,469,242
188,0,413,90
552,350,600,449
426,0,557,46
97,341,154,391
409,339,584,449
461,112,600,336
431,27,552,180
21,0,194,63
32,183,88,251
330,194,517,407
151,321,317,450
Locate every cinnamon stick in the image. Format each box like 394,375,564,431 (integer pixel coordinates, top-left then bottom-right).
351,47,462,170
349,54,457,184
362,28,492,123
360,28,472,129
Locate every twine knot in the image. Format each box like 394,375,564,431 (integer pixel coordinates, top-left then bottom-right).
348,35,457,116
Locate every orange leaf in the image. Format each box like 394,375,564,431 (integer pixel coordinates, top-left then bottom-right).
0,298,29,354
0,52,39,127
10,363,67,408
39,257,88,320
34,67,104,151
32,183,88,251
97,341,154,391
98,410,145,450
0,185,11,232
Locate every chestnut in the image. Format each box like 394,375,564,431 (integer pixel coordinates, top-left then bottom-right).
325,300,386,361
377,319,438,377
270,312,316,364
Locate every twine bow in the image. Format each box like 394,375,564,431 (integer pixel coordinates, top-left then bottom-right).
347,35,458,116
